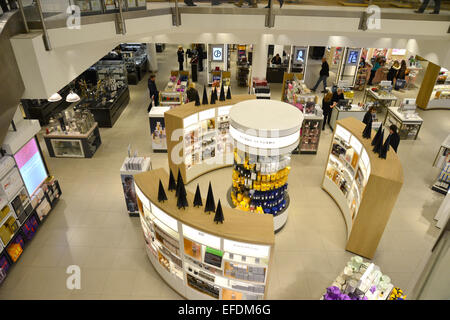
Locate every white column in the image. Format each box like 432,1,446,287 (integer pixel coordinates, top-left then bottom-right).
252,42,268,80
147,43,158,72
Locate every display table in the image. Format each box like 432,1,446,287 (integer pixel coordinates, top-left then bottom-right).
43,122,101,158
329,104,366,131
296,113,323,154
363,88,398,108
149,107,170,152
134,168,275,300
266,66,288,83
383,107,423,140
322,117,403,259
165,95,255,184
87,86,130,128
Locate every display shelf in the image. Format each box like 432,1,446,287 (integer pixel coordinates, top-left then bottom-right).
431,134,450,195
322,117,403,259
135,168,274,300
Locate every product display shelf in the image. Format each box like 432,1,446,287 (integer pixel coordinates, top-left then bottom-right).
228,100,303,232
281,72,307,103
165,95,255,184
431,134,450,195
417,64,450,110
322,256,397,301
322,117,403,259
383,107,423,140
363,87,398,108
134,169,274,300
43,122,102,158
292,106,323,155
329,104,367,131
149,107,170,153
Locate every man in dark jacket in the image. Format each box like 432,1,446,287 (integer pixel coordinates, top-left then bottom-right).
388,124,400,152
197,44,204,72
177,46,185,71
311,57,329,93
147,74,159,112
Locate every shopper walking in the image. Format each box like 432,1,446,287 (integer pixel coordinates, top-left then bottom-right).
311,57,329,93
147,74,159,112
362,106,376,126
387,60,400,83
234,0,257,7
415,0,440,14
367,56,381,86
177,46,185,71
265,0,284,8
197,44,204,72
388,124,400,152
321,91,335,131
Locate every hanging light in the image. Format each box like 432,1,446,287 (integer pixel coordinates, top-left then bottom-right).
66,91,80,103
48,92,62,102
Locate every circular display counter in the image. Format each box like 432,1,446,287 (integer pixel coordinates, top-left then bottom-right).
322,117,404,259
134,168,275,300
228,100,303,232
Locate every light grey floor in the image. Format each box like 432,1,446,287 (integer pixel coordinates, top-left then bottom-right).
0,44,448,300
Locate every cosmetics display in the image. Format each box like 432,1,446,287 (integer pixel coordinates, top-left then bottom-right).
322,118,403,259
283,78,315,108
252,78,271,100
384,106,423,140
427,68,450,109
432,134,450,195
160,74,189,106
325,125,369,220
322,256,397,300
43,106,102,158
135,169,274,300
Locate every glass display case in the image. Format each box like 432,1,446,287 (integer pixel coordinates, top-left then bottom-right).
120,43,148,84
384,107,423,140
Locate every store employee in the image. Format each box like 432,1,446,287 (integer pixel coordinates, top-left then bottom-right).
363,107,376,125
388,125,400,152
271,54,282,65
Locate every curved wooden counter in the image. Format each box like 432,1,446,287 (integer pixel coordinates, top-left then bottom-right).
165,94,255,184
322,117,404,259
135,168,275,245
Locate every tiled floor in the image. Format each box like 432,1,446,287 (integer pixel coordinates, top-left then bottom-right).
0,44,447,300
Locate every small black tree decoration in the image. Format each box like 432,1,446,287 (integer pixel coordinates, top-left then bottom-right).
176,181,189,209
168,169,177,191
210,89,216,104
214,87,218,101
176,169,184,198
158,179,168,203
204,182,216,214
362,119,372,139
373,129,384,154
226,86,231,100
371,126,382,146
193,183,203,207
379,134,391,159
202,86,209,105
194,93,201,106
219,83,226,101
214,199,224,224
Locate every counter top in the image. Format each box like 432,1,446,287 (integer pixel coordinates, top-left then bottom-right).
336,104,365,112
388,107,423,122
366,88,398,101
43,122,98,139
134,168,275,246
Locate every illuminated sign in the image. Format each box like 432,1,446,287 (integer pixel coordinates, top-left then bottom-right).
229,126,299,149
223,239,270,258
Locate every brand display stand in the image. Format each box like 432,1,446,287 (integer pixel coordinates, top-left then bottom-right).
149,107,170,152
322,117,403,259
135,169,274,300
228,100,303,232
120,156,152,216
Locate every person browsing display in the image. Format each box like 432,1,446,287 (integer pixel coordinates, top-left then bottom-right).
321,91,336,131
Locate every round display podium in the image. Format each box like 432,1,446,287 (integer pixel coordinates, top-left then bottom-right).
228,99,303,232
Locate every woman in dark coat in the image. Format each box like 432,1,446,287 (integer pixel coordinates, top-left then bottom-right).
177,46,185,71
388,124,400,152
321,91,335,130
363,106,376,125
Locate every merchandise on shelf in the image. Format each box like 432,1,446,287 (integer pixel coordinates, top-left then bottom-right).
46,106,96,136
160,74,189,105
283,78,314,108
323,256,397,300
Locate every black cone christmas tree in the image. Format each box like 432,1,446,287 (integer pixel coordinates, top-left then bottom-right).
371,126,382,146
214,87,218,101
373,129,384,154
219,83,226,101
176,182,188,209
379,134,390,159
168,170,177,191
158,179,168,203
226,86,231,100
204,182,216,214
210,89,216,104
193,184,203,207
195,93,201,106
214,199,224,224
362,119,372,139
176,169,184,197
202,86,209,105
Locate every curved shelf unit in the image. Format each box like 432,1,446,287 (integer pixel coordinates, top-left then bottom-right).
165,95,256,184
134,168,275,300
322,117,403,259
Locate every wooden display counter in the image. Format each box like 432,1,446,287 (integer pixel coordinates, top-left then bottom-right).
134,168,274,300
322,117,403,259
165,94,255,184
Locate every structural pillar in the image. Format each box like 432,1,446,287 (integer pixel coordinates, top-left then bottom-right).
251,42,268,80
147,43,158,73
